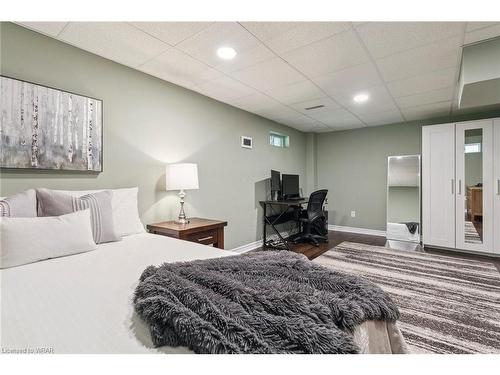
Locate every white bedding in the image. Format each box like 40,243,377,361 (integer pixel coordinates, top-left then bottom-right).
386,222,420,243
1,233,407,354
1,233,233,353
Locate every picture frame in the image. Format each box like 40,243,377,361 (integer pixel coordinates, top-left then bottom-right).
0,75,103,172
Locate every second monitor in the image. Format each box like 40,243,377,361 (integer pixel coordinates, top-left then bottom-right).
282,174,300,199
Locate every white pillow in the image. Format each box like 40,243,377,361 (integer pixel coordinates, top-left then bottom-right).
54,187,145,237
0,210,97,269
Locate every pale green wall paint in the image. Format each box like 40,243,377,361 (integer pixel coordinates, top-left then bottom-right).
465,134,483,187
0,23,307,249
316,122,422,231
316,110,500,231
304,133,318,195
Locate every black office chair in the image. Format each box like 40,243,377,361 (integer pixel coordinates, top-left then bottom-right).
293,189,329,247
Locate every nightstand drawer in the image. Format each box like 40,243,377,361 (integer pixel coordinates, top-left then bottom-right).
147,218,227,249
185,229,218,245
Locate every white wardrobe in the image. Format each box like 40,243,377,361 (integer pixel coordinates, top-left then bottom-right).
422,117,500,255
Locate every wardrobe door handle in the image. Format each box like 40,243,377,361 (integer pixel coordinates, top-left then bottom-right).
458,180,462,195
497,179,500,195
451,179,455,195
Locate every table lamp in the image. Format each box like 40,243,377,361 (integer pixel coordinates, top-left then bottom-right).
165,163,199,224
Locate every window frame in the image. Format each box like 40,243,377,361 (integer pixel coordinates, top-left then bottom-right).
269,132,289,149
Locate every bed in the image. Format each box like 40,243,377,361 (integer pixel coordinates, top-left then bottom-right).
1,233,408,354
386,222,420,243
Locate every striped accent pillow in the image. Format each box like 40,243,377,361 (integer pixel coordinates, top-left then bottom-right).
36,189,120,244
0,190,38,218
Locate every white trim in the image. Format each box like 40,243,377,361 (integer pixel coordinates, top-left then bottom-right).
328,225,386,237
231,240,262,254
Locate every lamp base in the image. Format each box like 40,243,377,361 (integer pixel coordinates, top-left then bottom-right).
176,190,190,225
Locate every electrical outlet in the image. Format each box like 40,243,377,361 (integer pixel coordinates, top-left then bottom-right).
351,211,356,218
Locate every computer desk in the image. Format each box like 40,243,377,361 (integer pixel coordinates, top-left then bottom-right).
259,198,309,251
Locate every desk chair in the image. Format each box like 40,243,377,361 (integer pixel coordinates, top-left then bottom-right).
293,189,328,247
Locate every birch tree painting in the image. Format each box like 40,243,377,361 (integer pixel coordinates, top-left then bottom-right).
0,76,102,171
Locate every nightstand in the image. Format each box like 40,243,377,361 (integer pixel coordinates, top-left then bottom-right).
146,218,228,249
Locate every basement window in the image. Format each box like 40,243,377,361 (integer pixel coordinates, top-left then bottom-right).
270,132,289,148
465,143,481,154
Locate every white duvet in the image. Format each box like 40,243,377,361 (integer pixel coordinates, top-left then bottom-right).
0,233,233,353
1,233,407,354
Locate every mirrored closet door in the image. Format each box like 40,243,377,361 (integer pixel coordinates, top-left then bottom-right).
455,120,494,253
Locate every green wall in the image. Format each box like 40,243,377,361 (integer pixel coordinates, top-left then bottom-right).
0,22,307,249
316,122,422,231
316,111,500,231
3,22,500,238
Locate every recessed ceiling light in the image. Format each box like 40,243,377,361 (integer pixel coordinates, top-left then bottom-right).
353,93,370,103
216,47,237,60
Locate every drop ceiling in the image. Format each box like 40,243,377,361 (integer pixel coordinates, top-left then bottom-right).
16,22,500,133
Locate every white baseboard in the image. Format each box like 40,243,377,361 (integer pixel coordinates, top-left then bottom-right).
328,225,386,237
231,240,263,254
232,226,385,253
231,229,296,254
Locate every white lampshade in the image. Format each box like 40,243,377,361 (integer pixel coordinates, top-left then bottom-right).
165,163,199,191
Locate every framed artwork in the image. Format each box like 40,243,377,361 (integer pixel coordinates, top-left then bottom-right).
0,76,103,172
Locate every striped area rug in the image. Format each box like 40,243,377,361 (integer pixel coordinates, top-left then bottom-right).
313,242,500,353
465,221,482,244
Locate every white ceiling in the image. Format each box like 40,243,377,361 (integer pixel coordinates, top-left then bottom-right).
16,22,500,133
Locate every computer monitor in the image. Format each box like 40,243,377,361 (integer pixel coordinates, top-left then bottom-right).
271,170,281,191
282,174,300,198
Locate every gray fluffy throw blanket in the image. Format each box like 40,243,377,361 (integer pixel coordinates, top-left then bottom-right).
134,251,399,354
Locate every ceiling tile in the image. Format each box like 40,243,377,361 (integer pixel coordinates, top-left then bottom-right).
394,86,455,108
331,85,398,115
176,22,274,73
275,115,328,131
264,80,325,105
229,57,304,91
466,22,500,32
401,101,452,121
357,109,404,126
129,22,213,46
464,23,500,44
324,123,366,132
138,47,222,88
387,66,457,98
228,92,280,113
17,22,68,37
289,97,341,115
306,108,363,128
193,76,256,102
355,22,466,59
59,22,169,68
375,35,462,82
311,62,382,96
293,123,332,133
255,104,302,119
241,22,350,54
282,30,370,77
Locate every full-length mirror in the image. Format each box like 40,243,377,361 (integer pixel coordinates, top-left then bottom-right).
464,129,483,244
386,155,421,243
